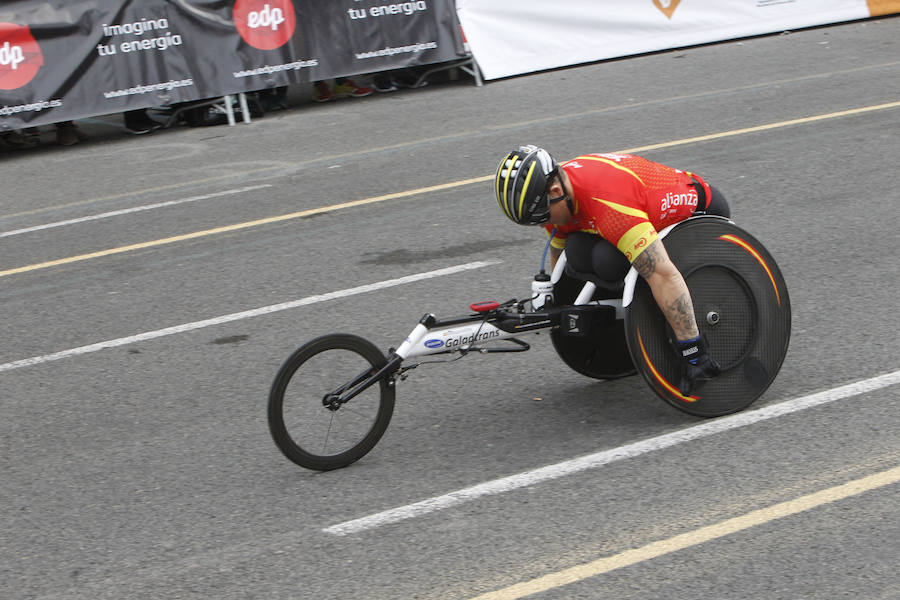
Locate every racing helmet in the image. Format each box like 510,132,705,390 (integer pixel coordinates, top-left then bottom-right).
494,145,560,225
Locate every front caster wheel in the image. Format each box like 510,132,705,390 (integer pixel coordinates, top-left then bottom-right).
268,333,395,471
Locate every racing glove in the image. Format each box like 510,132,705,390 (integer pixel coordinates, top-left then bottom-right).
674,335,720,396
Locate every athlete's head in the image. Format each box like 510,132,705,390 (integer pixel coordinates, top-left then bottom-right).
494,145,560,225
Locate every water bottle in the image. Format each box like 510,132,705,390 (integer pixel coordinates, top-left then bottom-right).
531,272,553,310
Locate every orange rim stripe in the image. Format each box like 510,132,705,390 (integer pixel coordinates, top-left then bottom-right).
718,234,781,306
637,326,699,402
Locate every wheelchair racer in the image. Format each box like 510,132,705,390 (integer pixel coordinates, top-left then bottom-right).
494,145,731,395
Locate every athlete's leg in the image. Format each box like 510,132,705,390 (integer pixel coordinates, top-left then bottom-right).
565,232,631,282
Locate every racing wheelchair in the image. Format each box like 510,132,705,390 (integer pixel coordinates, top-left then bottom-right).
268,216,791,471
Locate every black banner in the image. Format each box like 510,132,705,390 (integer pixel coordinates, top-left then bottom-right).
0,0,463,129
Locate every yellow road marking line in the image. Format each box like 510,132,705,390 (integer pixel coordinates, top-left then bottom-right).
8,60,898,222
469,465,900,600
485,61,900,131
0,177,489,279
3,100,898,280
619,100,900,153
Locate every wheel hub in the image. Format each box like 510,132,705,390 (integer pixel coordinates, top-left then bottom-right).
322,393,342,411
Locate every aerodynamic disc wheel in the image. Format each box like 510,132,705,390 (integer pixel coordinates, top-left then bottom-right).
625,217,791,417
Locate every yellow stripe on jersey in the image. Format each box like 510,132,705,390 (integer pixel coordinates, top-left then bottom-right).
547,227,601,250
617,222,658,262
545,226,567,250
579,156,646,185
595,198,650,220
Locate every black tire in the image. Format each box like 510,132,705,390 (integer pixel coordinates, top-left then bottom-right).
624,217,791,417
550,269,636,379
268,333,395,471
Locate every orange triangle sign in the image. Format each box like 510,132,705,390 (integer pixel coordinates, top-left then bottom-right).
653,0,681,19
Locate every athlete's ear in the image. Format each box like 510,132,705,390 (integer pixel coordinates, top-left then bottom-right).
548,175,564,197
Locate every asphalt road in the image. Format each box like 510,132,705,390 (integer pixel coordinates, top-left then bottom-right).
2,16,899,600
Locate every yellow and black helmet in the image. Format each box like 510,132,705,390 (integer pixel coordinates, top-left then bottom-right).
494,145,559,225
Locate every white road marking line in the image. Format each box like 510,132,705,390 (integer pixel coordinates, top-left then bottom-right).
0,185,273,239
470,465,900,600
323,369,900,536
0,260,499,374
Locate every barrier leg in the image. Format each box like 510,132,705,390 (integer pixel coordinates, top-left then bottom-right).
223,95,236,126
238,93,252,124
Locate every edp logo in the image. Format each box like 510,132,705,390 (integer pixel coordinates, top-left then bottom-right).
234,0,296,49
247,4,285,31
0,23,43,89
0,41,25,70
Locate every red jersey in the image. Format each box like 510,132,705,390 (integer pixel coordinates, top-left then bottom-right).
545,153,710,262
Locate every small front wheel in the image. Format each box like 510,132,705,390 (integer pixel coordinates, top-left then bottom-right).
268,333,395,470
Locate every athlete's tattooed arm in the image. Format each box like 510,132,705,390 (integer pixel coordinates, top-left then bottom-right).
632,241,659,279
633,240,700,340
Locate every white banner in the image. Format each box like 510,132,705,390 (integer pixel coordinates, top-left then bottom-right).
456,0,886,80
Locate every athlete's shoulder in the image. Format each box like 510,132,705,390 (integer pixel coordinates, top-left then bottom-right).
565,154,648,192
563,153,637,169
